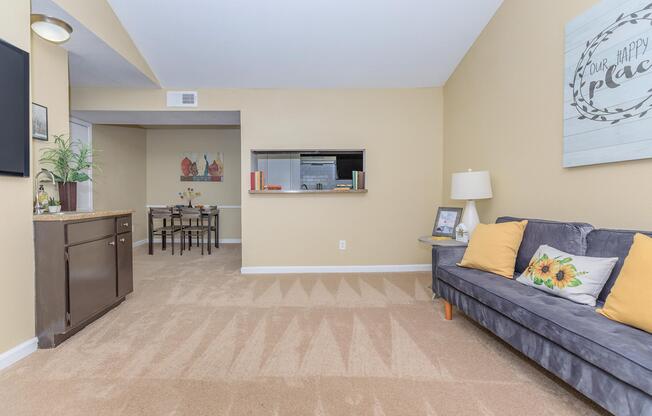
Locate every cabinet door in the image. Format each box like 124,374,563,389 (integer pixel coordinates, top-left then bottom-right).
68,236,117,327
117,232,133,297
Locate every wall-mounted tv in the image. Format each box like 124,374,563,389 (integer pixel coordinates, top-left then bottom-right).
0,38,30,177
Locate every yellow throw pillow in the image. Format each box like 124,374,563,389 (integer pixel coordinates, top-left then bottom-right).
598,233,652,333
458,220,528,278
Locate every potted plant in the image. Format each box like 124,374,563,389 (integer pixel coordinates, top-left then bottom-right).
40,134,97,212
47,198,61,213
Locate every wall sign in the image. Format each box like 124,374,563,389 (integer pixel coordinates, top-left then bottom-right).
564,0,652,167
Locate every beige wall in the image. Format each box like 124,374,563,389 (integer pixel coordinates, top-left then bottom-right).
146,128,241,240
1,1,71,355
442,0,652,230
71,88,444,266
31,35,70,184
1,1,29,50
0,0,33,355
92,125,148,241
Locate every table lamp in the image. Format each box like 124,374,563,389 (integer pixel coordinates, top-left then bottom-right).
450,169,493,236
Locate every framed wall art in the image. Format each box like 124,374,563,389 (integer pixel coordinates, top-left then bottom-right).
564,0,652,167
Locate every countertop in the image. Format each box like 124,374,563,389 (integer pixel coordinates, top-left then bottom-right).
33,209,135,222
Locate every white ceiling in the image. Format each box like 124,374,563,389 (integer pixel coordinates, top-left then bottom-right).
71,110,241,126
107,0,502,89
32,0,158,88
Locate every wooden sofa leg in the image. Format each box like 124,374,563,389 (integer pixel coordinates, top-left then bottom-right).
444,301,453,320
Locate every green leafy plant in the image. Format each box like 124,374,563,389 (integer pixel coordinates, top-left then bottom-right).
39,134,98,183
47,197,61,206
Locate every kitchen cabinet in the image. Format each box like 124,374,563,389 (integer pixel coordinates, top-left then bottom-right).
68,235,117,327
33,211,134,348
117,231,133,297
255,152,301,190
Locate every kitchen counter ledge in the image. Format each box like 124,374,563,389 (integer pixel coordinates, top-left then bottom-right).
33,209,135,222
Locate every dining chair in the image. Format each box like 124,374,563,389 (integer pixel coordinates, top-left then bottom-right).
150,207,183,255
179,207,210,255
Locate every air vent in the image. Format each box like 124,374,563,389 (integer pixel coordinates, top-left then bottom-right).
167,91,198,107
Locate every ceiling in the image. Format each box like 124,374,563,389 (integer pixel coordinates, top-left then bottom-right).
32,0,158,88
71,111,241,126
106,0,503,89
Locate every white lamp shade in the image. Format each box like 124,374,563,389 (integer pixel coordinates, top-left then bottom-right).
450,170,493,200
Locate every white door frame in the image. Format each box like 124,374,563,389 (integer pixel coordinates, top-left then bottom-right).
70,117,93,211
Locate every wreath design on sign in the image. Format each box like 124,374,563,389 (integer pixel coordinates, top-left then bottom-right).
569,3,652,124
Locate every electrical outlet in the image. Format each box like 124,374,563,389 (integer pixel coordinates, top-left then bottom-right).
339,240,346,250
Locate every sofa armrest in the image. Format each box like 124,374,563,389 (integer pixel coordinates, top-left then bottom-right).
434,246,466,268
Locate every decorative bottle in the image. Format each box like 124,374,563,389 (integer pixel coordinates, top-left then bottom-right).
37,185,50,209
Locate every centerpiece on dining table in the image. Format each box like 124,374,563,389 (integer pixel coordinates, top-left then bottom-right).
179,187,202,208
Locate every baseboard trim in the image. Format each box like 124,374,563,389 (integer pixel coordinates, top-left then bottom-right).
133,239,148,248
240,264,432,274
219,238,242,244
0,337,38,372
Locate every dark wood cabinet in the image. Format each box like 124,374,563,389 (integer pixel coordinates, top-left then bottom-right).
34,212,134,348
117,232,133,298
68,236,118,327
67,218,115,245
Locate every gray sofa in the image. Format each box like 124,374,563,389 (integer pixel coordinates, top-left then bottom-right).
432,217,652,416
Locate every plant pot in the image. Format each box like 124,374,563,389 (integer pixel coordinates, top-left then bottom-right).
48,205,61,213
58,182,77,212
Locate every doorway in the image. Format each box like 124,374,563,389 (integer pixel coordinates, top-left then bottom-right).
70,118,93,211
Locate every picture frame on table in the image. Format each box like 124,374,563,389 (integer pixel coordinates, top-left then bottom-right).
432,207,463,238
32,103,48,141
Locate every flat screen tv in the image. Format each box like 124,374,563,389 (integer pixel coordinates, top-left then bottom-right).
0,38,30,177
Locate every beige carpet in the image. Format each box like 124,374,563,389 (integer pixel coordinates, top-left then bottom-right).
0,244,606,415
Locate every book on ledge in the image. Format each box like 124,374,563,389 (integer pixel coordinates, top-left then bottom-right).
250,171,265,191
352,171,365,190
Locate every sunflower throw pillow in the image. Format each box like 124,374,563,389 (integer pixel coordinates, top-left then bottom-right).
516,245,618,306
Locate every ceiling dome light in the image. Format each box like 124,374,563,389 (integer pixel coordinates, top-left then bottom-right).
30,14,73,44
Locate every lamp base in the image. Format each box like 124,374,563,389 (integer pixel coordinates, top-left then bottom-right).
461,200,480,236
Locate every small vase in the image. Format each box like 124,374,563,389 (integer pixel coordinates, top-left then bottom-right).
58,182,78,212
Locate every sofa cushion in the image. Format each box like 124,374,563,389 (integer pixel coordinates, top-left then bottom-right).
587,229,652,303
496,217,593,274
437,264,652,395
598,233,652,334
516,245,618,306
459,220,527,278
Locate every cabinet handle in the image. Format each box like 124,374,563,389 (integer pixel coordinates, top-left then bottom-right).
119,238,126,243
122,223,129,227
108,241,116,246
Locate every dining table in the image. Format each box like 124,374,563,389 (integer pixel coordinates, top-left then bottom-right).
147,206,220,255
